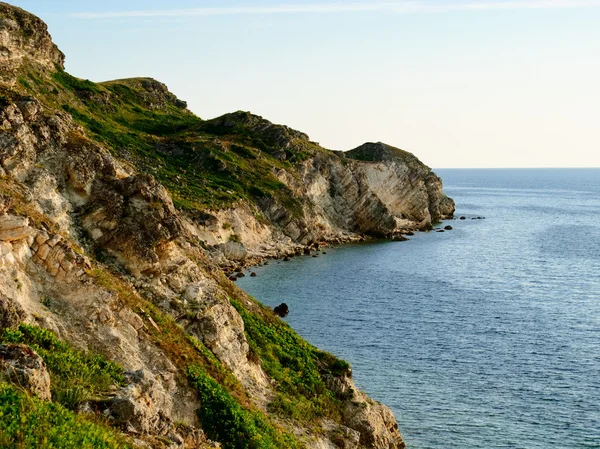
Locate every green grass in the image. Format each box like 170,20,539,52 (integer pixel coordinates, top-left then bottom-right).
0,383,131,449
188,367,299,449
231,298,351,422
12,66,316,214
1,325,124,410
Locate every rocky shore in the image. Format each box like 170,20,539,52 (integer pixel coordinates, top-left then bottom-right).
0,3,454,448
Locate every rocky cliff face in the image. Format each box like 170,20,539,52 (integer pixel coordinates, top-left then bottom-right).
195,133,454,265
0,3,454,448
0,2,64,82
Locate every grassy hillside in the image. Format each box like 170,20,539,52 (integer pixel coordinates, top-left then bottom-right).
14,66,325,215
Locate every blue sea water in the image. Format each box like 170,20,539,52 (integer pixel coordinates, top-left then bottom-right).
237,169,600,449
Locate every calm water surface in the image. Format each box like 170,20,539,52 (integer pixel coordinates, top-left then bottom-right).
238,169,600,449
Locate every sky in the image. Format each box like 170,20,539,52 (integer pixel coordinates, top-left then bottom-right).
8,0,600,168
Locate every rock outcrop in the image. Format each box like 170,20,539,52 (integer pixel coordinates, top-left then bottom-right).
0,343,52,400
0,2,64,82
0,3,457,448
189,118,454,262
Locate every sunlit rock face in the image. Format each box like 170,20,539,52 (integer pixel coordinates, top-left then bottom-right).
0,2,65,82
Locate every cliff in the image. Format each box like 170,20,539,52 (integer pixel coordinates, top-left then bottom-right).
0,3,453,448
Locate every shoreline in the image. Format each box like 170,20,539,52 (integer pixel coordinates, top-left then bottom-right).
222,216,465,279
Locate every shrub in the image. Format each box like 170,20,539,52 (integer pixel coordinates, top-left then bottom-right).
188,366,299,449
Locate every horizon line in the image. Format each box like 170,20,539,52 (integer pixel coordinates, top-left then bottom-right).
433,166,600,169
69,1,600,19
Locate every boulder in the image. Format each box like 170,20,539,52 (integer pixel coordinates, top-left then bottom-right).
459,216,466,220
343,395,405,449
0,344,52,401
107,369,173,434
0,293,25,330
0,215,34,242
250,272,257,277
183,284,203,303
444,225,453,230
219,241,247,261
273,303,289,317
392,235,408,242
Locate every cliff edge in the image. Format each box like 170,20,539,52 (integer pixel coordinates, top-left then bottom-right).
0,3,454,448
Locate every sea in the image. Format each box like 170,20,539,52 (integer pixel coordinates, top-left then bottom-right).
237,168,600,449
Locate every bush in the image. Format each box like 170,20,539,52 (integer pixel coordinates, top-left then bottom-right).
188,366,298,449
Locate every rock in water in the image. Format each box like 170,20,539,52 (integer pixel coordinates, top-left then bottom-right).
273,303,289,317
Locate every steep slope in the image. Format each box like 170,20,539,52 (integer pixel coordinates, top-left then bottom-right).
0,3,454,448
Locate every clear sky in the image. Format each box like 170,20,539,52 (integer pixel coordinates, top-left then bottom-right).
8,1,600,168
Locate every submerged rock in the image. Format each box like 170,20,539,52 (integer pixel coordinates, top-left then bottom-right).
392,235,408,242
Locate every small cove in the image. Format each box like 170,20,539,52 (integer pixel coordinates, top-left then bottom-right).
238,168,600,449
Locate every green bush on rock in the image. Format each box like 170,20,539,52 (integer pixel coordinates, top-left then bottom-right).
188,366,299,449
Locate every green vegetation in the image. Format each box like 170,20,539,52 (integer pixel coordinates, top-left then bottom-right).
86,267,245,399
1,325,124,410
188,367,299,449
231,299,351,422
345,142,422,167
14,66,315,214
0,383,131,449
86,267,304,448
